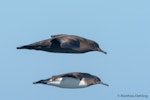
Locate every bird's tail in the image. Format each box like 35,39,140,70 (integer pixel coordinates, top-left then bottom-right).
33,79,48,84
16,39,50,50
16,45,33,49
33,81,41,84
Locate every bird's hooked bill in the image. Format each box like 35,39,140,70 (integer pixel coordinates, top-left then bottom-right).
97,48,107,54
100,82,109,86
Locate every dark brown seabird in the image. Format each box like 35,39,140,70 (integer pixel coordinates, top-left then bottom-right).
33,72,109,89
17,34,107,54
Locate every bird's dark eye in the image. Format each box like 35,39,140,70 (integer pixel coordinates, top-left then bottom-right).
95,43,99,48
95,78,100,82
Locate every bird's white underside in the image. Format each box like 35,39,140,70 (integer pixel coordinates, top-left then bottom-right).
47,77,88,88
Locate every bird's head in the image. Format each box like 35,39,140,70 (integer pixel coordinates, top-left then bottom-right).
90,41,107,54
92,76,109,86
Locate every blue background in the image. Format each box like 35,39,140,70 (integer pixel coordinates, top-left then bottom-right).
0,0,149,100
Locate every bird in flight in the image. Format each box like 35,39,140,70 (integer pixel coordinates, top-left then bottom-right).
33,72,109,89
17,34,107,54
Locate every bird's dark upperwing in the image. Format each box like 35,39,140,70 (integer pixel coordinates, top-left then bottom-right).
60,72,92,80
52,35,80,49
60,73,82,80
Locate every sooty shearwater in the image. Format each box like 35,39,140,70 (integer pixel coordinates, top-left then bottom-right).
17,34,107,54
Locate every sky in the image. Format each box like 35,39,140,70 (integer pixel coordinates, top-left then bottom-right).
0,0,150,100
